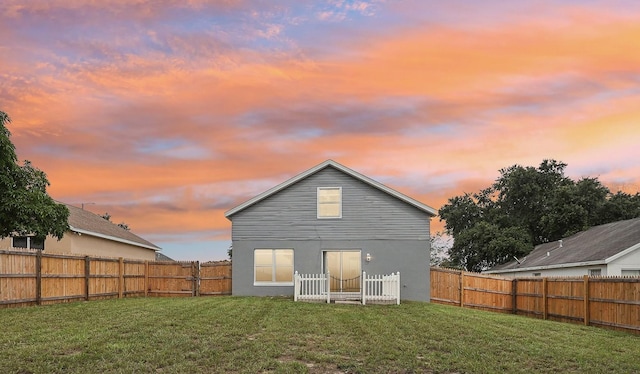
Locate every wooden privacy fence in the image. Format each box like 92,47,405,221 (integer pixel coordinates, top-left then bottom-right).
0,250,231,307
3,249,638,335
431,267,640,334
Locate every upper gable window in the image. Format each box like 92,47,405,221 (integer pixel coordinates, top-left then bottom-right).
317,187,342,219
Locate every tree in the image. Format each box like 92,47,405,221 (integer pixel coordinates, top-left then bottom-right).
0,110,69,240
448,222,531,272
439,159,640,271
493,160,573,244
430,232,451,267
596,191,640,224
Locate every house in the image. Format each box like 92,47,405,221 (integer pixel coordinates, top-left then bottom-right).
485,218,640,277
0,203,160,261
224,160,437,302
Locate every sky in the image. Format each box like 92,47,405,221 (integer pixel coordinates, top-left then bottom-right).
2,1,640,261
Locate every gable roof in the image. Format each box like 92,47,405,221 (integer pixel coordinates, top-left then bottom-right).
225,159,437,218
155,252,175,261
486,217,640,274
65,204,160,251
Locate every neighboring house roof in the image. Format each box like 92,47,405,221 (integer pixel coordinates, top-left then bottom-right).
65,204,160,251
224,159,438,218
155,252,175,261
486,217,640,274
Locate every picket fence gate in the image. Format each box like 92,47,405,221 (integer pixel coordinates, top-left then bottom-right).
293,271,400,305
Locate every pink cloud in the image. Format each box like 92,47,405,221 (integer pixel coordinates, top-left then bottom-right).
2,1,639,254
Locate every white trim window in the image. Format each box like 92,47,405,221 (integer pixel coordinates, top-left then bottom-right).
588,269,602,277
317,187,342,219
12,236,45,250
254,249,294,286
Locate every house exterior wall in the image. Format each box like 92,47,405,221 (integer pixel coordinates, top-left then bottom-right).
0,232,156,261
609,249,640,275
498,265,606,278
230,167,432,301
232,239,430,301
0,234,72,252
231,168,431,241
69,234,156,260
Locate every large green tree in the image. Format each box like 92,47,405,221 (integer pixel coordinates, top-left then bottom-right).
439,159,640,272
0,111,69,241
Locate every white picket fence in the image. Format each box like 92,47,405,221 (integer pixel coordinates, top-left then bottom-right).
362,271,400,305
294,271,330,302
294,271,400,305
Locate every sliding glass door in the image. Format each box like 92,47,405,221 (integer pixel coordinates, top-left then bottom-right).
323,250,361,293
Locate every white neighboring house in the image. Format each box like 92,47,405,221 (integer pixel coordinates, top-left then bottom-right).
485,218,640,278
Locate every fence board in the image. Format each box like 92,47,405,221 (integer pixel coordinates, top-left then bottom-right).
40,256,84,305
123,260,146,298
515,279,543,318
430,267,640,335
89,258,119,300
589,278,640,333
200,261,232,296
462,273,513,313
1,250,233,307
3,251,637,335
147,262,195,297
430,267,461,306
0,251,37,306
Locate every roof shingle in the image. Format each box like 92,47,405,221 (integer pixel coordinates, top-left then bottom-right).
66,204,160,251
489,217,640,272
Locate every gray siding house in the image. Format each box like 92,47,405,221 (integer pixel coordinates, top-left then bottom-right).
225,160,437,302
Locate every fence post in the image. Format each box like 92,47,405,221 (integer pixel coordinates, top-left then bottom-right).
583,275,590,326
118,257,124,299
144,261,149,297
542,278,548,320
362,271,366,305
193,261,200,297
512,278,517,314
459,270,464,308
35,249,42,306
396,271,401,305
294,271,299,301
326,271,331,303
84,256,90,301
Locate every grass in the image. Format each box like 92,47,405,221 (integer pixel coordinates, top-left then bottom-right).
0,297,638,373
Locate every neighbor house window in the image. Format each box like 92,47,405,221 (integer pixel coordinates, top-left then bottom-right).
254,249,294,285
317,187,341,218
533,273,541,277
589,269,601,277
621,269,640,277
12,236,44,250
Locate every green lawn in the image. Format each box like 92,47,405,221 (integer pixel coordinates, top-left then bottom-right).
1,297,638,373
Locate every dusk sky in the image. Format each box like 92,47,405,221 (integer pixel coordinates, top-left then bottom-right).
2,1,640,261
